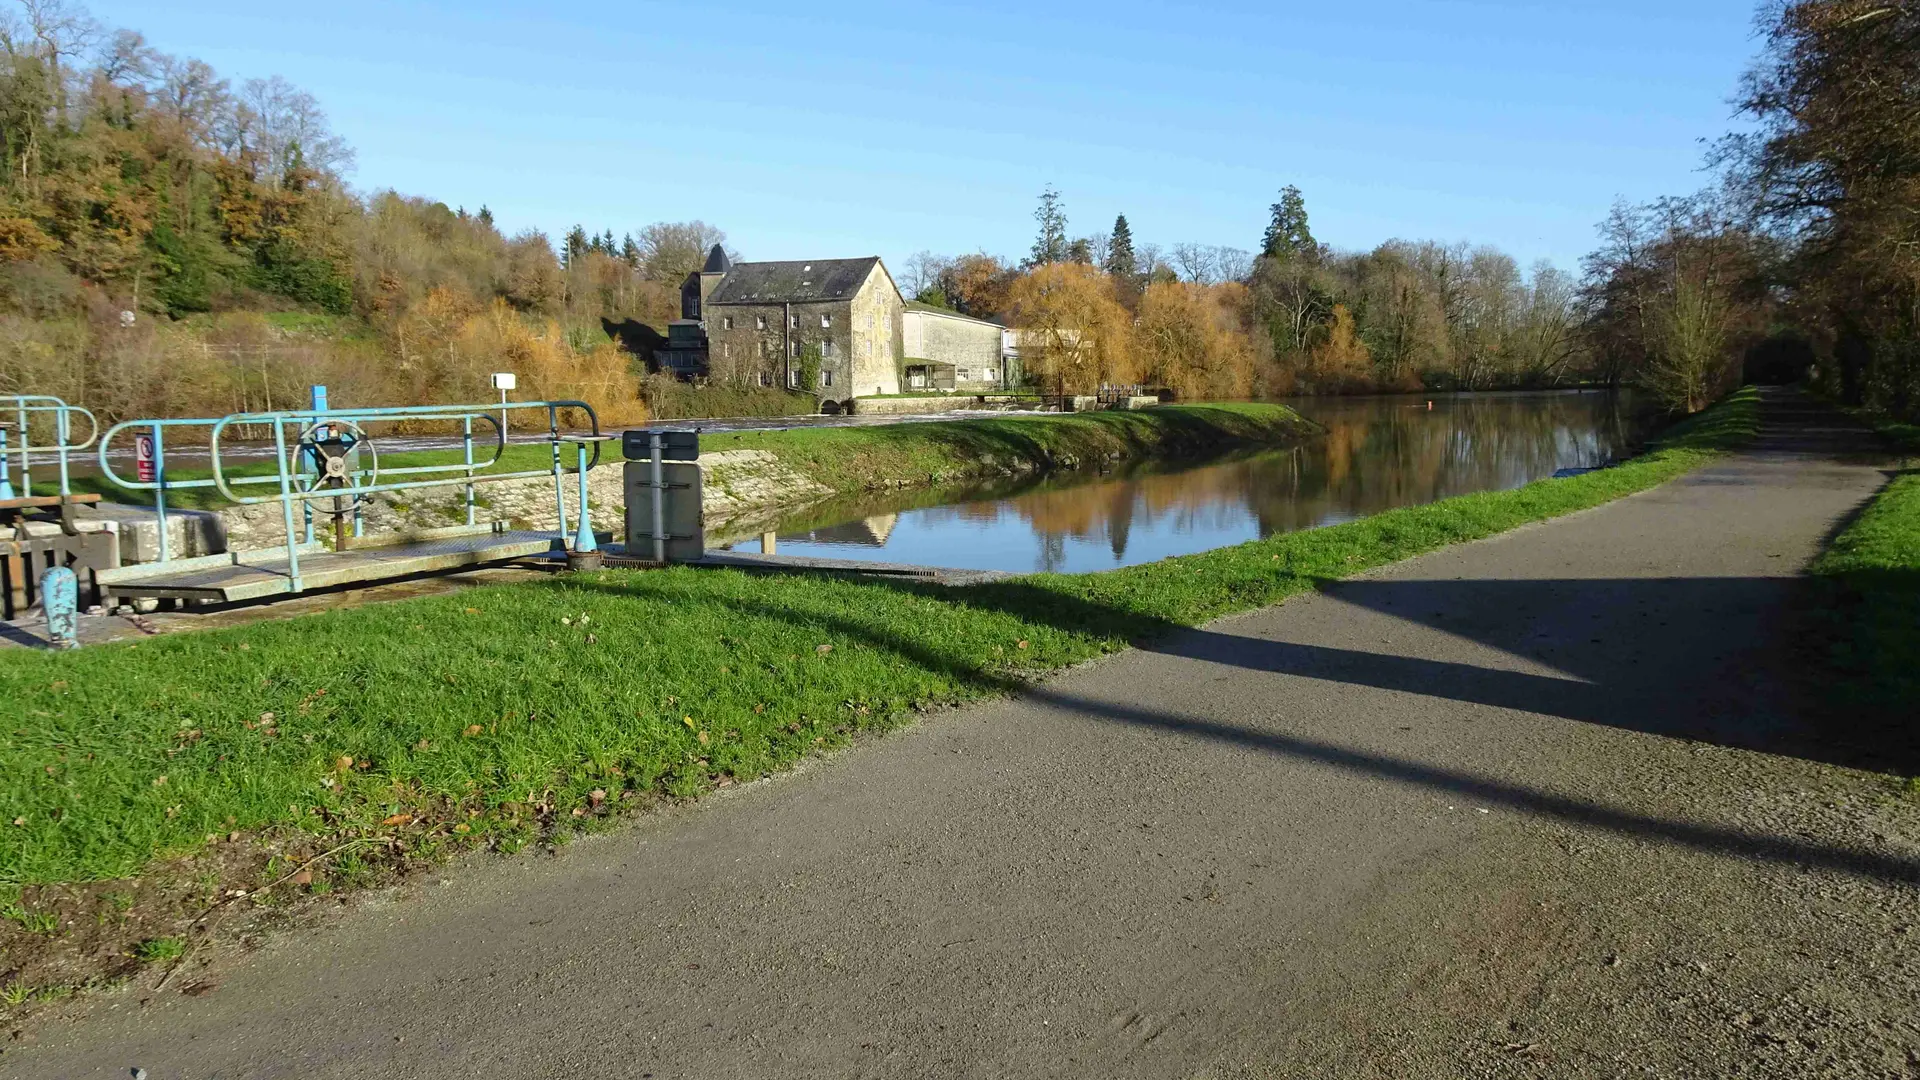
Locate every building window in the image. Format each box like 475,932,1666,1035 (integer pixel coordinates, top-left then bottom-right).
758,371,771,387
819,369,833,388
755,315,767,331
722,316,733,330
787,369,799,389
820,314,831,328
821,339,834,357
789,314,799,330
791,340,802,358
722,342,730,359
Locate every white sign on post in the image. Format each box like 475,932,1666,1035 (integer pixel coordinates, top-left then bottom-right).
490,372,516,437
134,432,156,483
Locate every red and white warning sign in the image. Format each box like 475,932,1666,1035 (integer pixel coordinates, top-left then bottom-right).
134,432,155,483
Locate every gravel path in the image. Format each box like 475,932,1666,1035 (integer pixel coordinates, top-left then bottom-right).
10,389,1917,1079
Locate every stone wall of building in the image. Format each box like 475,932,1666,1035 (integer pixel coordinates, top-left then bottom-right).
703,301,858,392
848,264,903,399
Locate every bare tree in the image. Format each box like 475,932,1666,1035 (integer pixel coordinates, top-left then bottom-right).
901,250,951,298
8,0,100,126
636,221,728,284
154,55,229,149
1214,247,1254,283
1171,242,1218,283
230,75,354,183
94,27,155,85
1078,231,1110,270
1514,261,1580,384
1135,242,1170,282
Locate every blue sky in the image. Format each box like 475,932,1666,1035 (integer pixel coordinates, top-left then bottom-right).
96,0,1763,273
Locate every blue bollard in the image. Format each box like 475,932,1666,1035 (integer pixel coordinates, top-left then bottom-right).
573,441,597,553
0,425,13,500
41,566,78,649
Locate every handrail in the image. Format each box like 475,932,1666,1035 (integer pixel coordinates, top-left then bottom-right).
97,413,511,495
1,394,99,500
96,397,604,587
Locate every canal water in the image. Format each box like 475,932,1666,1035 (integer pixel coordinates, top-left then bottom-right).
722,390,1663,575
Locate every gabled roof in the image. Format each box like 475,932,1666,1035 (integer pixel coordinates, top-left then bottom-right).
707,257,883,305
701,244,731,274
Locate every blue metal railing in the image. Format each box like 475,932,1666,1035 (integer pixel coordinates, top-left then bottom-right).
98,395,603,591
0,395,98,501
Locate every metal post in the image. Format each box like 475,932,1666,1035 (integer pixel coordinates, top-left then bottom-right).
462,415,476,527
152,422,169,564
304,385,327,547
549,406,567,541
650,432,665,564
272,420,303,594
54,406,70,495
15,399,29,497
572,442,596,553
500,387,509,442
0,426,12,500
41,565,77,649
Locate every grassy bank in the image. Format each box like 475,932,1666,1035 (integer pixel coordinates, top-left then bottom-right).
0,389,1756,995
1809,465,1920,771
711,403,1321,494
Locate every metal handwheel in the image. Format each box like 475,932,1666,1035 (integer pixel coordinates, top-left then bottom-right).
295,419,380,520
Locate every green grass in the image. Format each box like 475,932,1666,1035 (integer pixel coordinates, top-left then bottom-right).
0,391,1756,888
1842,405,1920,456
709,403,1319,493
1809,465,1920,755
133,935,185,962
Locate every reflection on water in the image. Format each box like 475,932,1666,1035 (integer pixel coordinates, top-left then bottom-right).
727,390,1661,575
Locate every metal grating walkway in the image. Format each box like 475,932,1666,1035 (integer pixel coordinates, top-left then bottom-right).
103,530,566,602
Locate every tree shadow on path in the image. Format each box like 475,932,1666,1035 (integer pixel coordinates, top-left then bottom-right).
556,570,1920,890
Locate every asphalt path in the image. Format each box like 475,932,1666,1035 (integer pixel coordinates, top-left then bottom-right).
12,390,1919,1078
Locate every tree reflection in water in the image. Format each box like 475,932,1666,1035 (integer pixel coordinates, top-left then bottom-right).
737,391,1660,575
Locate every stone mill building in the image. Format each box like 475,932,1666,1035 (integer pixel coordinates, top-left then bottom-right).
664,245,905,406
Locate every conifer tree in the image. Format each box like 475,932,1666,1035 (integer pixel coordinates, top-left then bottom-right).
1260,185,1316,262
1028,185,1067,267
1104,214,1137,280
